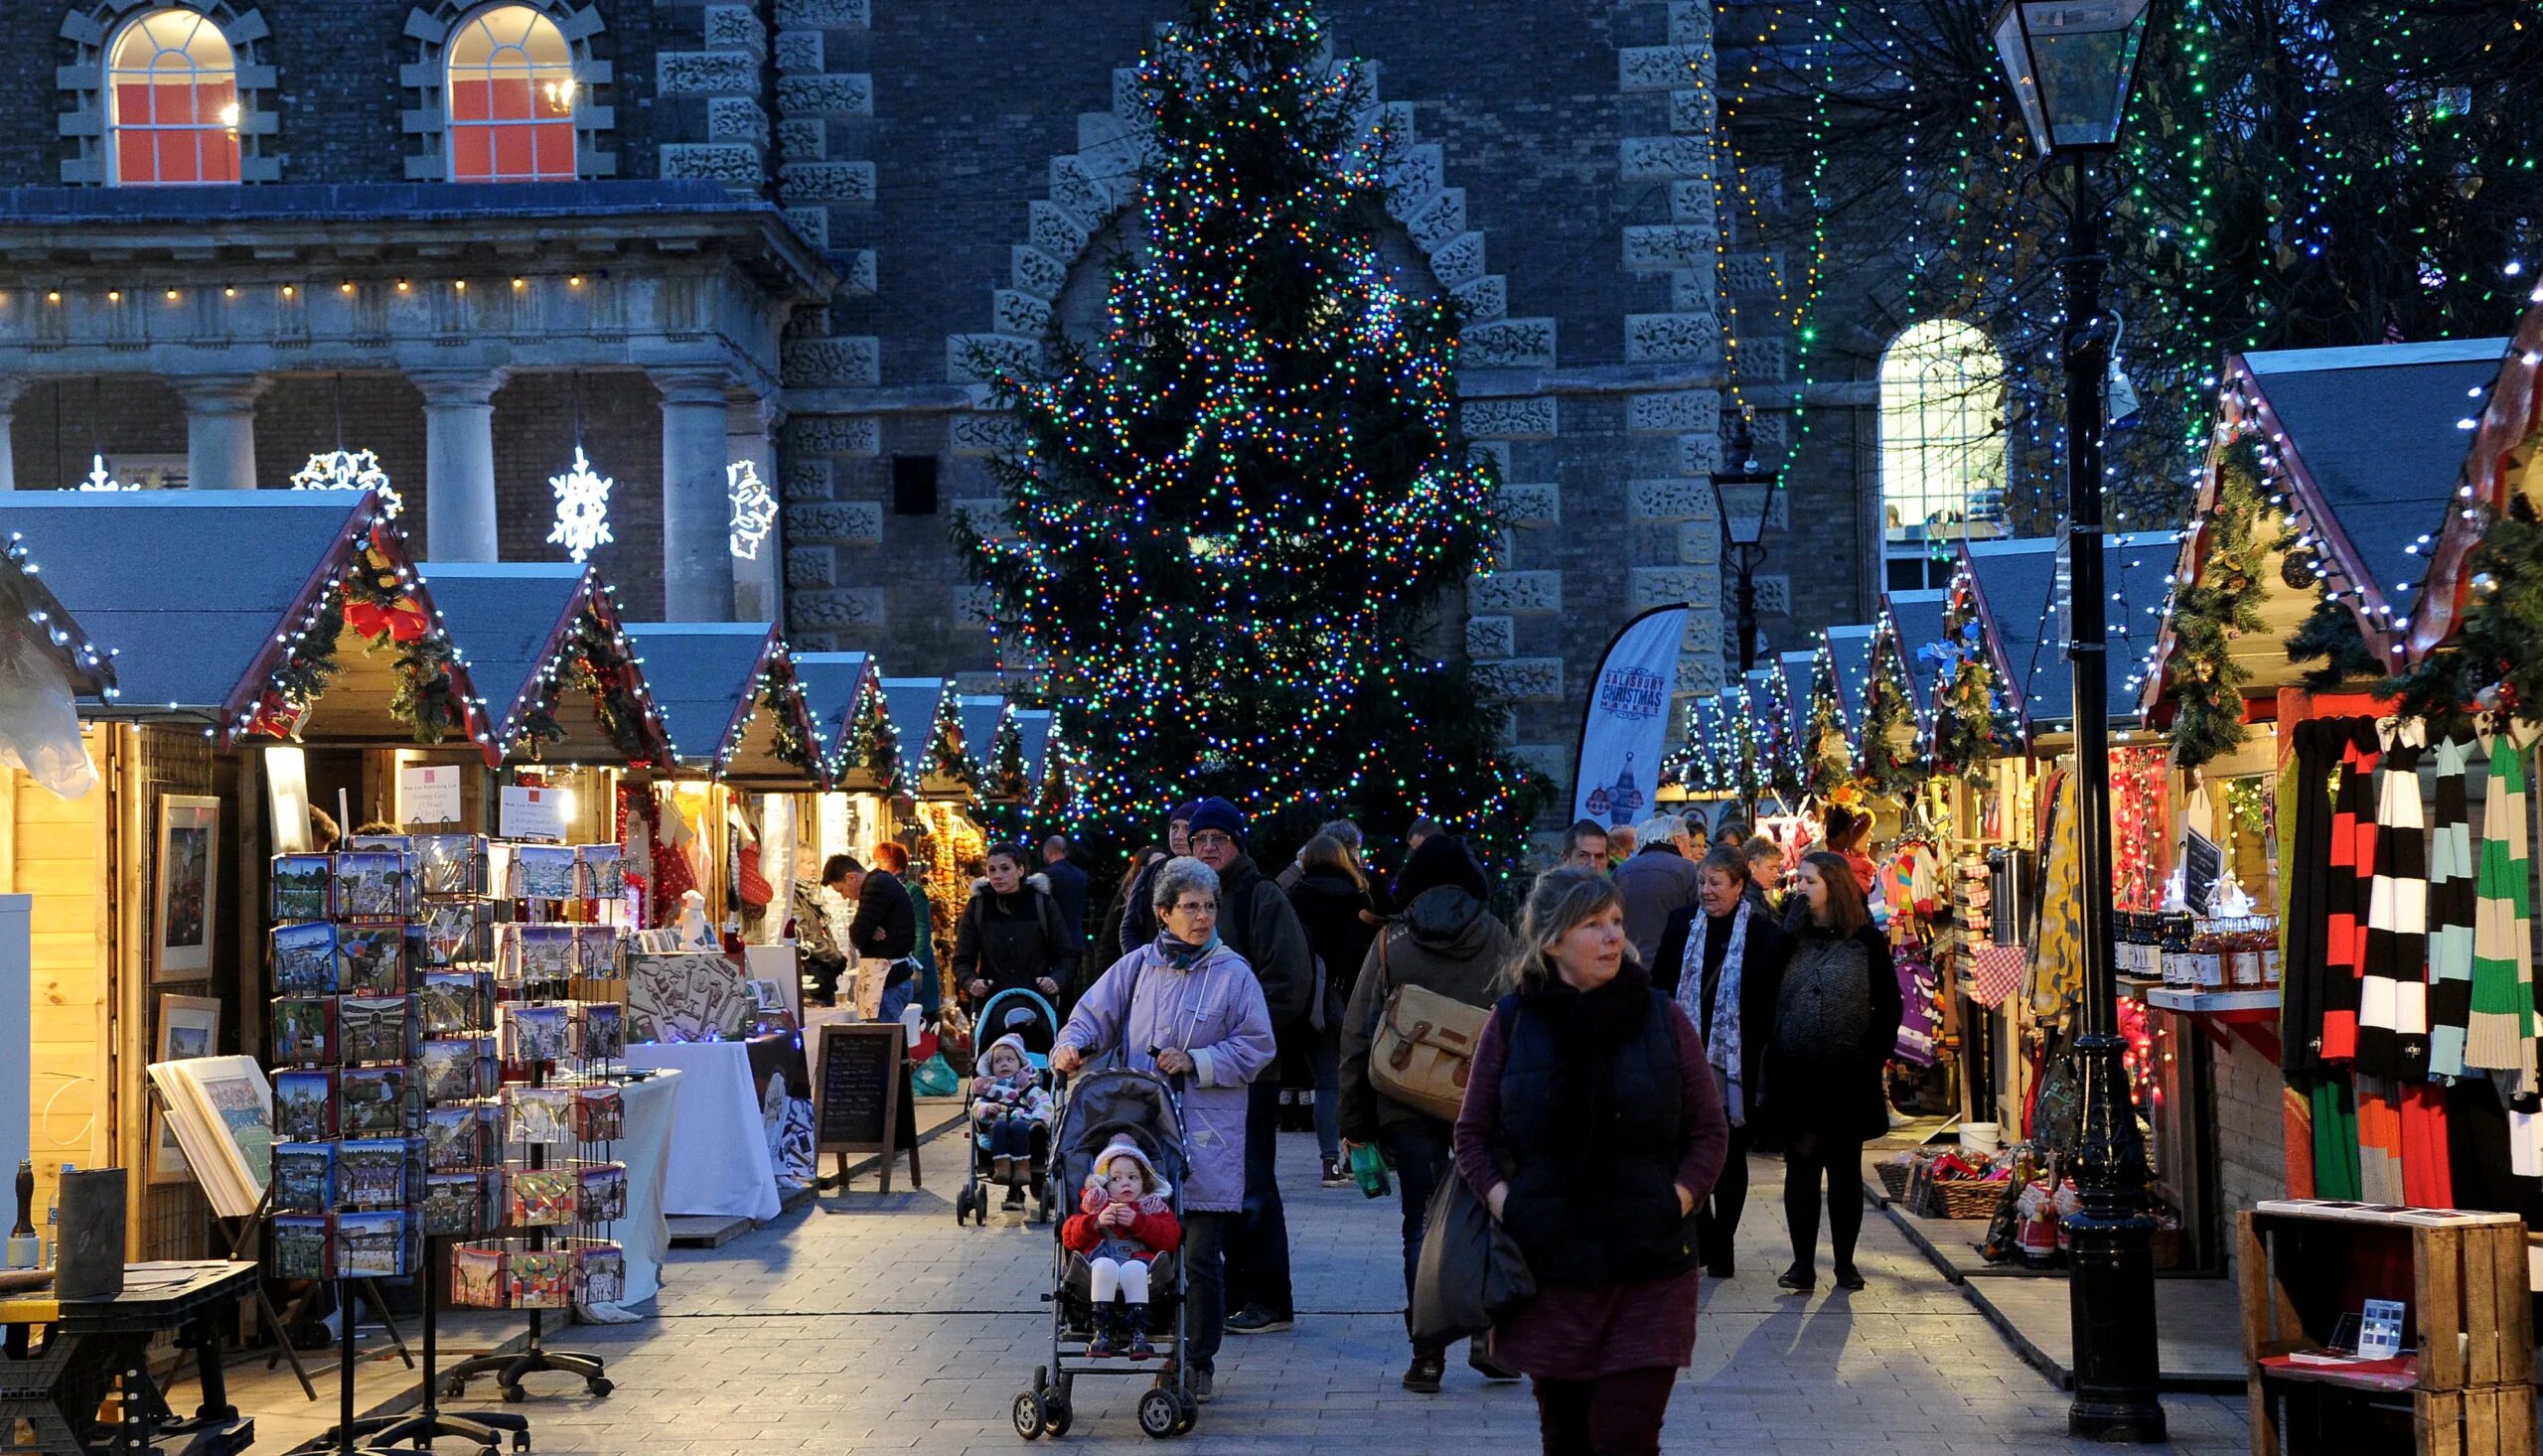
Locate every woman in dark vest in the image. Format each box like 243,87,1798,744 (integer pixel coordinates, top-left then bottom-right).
1453,867,1729,1456
1766,850,1903,1294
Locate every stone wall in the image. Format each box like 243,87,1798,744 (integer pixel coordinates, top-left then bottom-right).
2211,1032,2286,1272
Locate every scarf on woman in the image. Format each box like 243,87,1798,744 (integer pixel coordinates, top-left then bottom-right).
1677,901,1750,1124
1155,929,1220,970
1516,959,1655,1169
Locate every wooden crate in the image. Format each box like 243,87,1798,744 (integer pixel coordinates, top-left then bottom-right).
2241,1201,2540,1456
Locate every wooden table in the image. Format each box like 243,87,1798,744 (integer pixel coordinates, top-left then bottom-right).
0,1259,257,1456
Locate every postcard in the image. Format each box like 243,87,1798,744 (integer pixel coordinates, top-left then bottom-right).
271,923,340,996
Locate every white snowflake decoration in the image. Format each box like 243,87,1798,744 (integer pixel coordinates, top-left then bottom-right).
75,454,135,492
546,446,615,562
289,448,402,516
727,460,777,559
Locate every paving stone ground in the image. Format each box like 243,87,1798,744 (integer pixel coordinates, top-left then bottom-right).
429,1133,2255,1454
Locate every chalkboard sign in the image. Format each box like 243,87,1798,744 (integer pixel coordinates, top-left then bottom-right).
2183,827,2223,916
812,1023,919,1193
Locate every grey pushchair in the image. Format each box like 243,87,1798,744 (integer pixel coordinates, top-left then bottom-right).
1011,1066,1198,1440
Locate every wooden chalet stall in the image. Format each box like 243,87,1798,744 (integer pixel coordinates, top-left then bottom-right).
876,676,987,929
793,651,899,878
618,622,825,946
0,490,490,1257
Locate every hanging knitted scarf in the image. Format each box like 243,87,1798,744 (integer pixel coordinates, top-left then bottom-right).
2356,719,2429,1081
2466,732,2535,1077
1676,901,1750,1123
2282,720,2340,1073
2029,771,2086,1023
2318,720,2380,1064
2426,735,2477,1080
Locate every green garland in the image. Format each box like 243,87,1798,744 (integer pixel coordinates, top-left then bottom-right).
763,669,822,776
2390,513,2543,727
2167,436,2270,771
271,594,347,713
1759,673,1803,801
922,691,979,791
989,713,1029,801
2285,597,2383,692
1805,655,1852,798
386,634,467,746
1858,626,1920,796
846,687,903,793
1927,583,2002,780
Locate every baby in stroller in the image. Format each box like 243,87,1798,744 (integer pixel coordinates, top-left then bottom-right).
1060,1135,1182,1361
971,1032,1053,1209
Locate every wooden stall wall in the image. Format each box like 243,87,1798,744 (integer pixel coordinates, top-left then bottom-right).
117,725,228,1260
3,741,109,1254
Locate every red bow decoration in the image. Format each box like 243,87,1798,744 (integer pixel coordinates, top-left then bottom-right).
345,594,430,644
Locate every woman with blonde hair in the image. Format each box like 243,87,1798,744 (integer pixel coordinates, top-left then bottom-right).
1766,851,1902,1293
1451,868,1729,1453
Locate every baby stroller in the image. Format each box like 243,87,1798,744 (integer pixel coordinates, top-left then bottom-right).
1012,1067,1198,1440
955,987,1062,1227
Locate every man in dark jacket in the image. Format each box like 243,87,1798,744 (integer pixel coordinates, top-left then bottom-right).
1651,845,1794,1279
1336,834,1518,1390
1039,834,1090,952
1613,812,1704,969
1184,797,1312,1336
842,853,917,1019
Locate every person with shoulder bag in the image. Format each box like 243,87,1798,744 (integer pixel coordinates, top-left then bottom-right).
1337,835,1516,1392
1450,868,1729,1456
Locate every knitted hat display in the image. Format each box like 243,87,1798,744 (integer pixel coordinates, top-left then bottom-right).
1187,798,1246,842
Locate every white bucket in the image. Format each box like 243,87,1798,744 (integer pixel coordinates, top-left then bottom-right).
1960,1122,2001,1153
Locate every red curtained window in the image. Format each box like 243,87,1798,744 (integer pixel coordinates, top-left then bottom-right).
446,6,577,183
107,12,241,186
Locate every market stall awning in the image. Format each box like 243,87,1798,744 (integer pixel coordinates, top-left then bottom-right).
1777,653,1816,755
878,676,949,786
620,621,824,788
2144,338,2507,711
0,491,493,761
792,651,877,778
2414,311,2543,659
1825,624,1876,725
1963,531,2179,742
1882,588,1952,721
419,563,672,767
959,694,1007,770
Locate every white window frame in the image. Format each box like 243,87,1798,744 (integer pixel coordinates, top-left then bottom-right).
1878,319,2009,547
444,4,578,184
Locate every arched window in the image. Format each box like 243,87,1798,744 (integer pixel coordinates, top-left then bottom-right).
1878,320,2008,547
108,11,240,186
447,5,576,183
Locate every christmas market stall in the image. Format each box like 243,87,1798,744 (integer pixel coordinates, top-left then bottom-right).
793,650,898,883
2141,337,2522,1254
0,489,492,1270
879,675,990,946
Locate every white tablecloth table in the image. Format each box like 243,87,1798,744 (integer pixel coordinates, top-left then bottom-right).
610,1069,677,1307
622,1042,781,1222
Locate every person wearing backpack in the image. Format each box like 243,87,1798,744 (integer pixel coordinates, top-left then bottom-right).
1337,833,1519,1393
951,841,1071,1012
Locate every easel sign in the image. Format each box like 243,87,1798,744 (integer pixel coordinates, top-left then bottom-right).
812,1023,920,1193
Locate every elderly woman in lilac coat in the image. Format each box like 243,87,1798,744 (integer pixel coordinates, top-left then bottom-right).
1051,855,1274,1405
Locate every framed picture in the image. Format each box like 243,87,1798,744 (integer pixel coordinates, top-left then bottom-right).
150,994,223,1184
155,796,220,980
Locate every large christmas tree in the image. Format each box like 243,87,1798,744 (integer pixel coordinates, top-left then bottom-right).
962,0,1548,872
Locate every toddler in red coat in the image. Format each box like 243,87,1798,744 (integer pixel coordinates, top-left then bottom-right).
1061,1135,1181,1359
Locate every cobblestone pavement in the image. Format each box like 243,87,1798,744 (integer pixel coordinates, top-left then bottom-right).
445,1133,2254,1454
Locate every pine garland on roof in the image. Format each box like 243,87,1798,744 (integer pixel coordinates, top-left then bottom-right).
2390,512,2543,728
2167,435,2269,772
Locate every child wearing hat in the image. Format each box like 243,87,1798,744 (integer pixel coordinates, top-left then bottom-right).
1061,1134,1182,1359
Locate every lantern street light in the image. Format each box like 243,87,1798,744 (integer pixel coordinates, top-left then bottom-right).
1713,414,1776,676
1989,0,2165,1443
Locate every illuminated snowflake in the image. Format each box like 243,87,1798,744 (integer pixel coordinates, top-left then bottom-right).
289,449,402,516
727,460,777,559
75,454,135,492
546,446,615,562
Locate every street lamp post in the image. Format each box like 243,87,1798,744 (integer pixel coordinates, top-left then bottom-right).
1714,417,1776,676
1989,1,2166,1443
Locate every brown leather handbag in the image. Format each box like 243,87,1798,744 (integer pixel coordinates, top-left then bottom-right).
1367,931,1490,1122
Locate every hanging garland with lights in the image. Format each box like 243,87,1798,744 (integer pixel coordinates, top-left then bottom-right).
2165,436,2270,772
845,687,903,795
761,665,822,778
340,524,466,747
1805,653,1852,798
921,690,980,794
989,713,1029,802
513,607,659,762
1858,622,1920,796
1928,581,2004,781
957,0,1549,874
2390,512,2543,727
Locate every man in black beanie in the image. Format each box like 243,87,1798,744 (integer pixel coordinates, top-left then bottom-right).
1184,797,1311,1335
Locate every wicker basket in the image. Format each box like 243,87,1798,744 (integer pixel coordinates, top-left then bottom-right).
1875,1161,1913,1203
1922,1178,2008,1221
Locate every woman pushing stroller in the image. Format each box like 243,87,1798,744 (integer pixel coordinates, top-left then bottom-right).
1050,855,1275,1405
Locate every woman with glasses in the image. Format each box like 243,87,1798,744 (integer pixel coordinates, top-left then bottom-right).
1052,856,1276,1405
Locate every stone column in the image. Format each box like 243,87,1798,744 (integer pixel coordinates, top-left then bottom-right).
0,379,24,491
726,393,784,624
410,367,510,563
173,373,268,490
653,366,738,622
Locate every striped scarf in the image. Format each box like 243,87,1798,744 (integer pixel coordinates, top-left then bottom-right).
2466,733,2535,1075
2426,735,2477,1079
2318,723,2380,1064
2355,719,2429,1081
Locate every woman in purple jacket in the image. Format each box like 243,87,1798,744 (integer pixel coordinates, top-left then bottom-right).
1052,856,1275,1406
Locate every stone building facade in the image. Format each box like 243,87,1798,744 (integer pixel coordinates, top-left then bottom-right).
0,0,1904,806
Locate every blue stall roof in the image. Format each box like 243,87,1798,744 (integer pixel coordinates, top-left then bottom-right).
959,695,1007,771
792,651,875,772
1963,532,2179,738
878,677,948,782
420,563,668,765
1012,708,1055,786
3,525,115,698
1826,625,1877,724
1777,652,1817,749
1882,589,1952,720
621,622,821,784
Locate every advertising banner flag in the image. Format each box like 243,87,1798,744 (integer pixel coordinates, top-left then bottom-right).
1571,606,1688,827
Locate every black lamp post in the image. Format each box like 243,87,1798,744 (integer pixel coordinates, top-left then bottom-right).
1988,0,2165,1443
1714,416,1776,676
